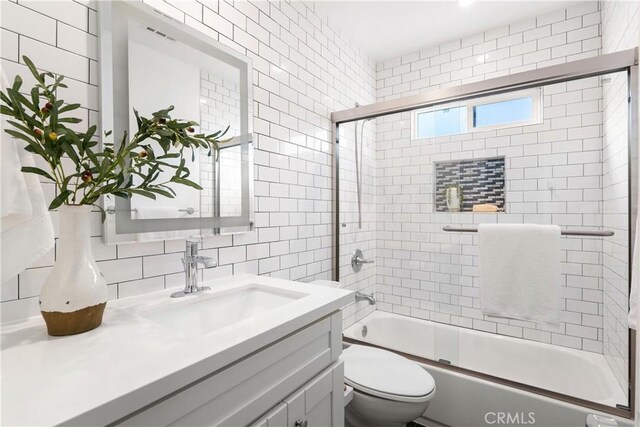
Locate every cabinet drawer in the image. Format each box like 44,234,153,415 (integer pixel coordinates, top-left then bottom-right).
118,312,342,427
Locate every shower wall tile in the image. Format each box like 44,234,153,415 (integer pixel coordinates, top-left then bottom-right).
0,0,377,327
338,119,378,326
378,4,603,102
374,2,621,360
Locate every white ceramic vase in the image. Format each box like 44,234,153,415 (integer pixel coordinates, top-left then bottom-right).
40,205,108,336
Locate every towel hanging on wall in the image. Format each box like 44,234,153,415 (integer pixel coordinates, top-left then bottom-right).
478,223,561,325
0,71,55,283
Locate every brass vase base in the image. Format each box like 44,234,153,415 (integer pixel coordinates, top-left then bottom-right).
41,302,107,336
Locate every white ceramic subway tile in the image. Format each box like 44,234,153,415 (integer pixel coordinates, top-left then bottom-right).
19,37,89,82
57,21,97,60
143,253,185,278
218,246,247,265
117,241,164,259
1,1,56,44
17,267,51,299
1,28,19,61
92,238,116,261
118,276,164,299
98,258,142,284
1,276,19,302
20,0,89,31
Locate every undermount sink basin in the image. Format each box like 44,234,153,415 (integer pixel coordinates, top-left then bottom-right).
142,284,308,337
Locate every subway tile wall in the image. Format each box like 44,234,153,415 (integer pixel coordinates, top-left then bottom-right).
372,2,634,363
375,74,615,354
198,72,241,217
376,2,603,102
601,0,639,402
338,119,377,326
0,0,377,325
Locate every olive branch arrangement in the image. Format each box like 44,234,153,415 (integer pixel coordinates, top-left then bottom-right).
0,56,227,220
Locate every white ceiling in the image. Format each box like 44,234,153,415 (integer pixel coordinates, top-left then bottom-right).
313,1,583,61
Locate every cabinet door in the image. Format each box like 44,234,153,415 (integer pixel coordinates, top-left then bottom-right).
284,361,344,427
249,403,287,427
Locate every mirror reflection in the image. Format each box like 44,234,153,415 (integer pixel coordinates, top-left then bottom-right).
127,22,241,220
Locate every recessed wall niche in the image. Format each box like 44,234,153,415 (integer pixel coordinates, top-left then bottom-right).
435,156,505,212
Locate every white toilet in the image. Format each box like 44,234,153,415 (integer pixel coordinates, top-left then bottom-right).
342,344,436,427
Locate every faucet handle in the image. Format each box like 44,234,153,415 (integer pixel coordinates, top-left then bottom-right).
351,249,374,271
185,239,200,256
201,258,217,269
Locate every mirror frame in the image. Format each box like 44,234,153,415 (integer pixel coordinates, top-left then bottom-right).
99,1,254,244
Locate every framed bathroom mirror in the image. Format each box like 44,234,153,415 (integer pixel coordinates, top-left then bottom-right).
99,1,254,244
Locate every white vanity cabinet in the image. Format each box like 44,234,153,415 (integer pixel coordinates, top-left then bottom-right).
116,312,345,427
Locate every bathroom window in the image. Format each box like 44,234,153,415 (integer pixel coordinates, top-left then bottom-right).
414,105,467,138
412,88,542,139
468,88,542,131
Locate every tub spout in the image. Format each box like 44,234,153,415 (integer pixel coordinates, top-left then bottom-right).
355,291,376,305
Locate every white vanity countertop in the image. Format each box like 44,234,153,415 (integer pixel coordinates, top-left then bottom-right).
1,274,353,426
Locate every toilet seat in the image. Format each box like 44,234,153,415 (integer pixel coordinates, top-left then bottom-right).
342,345,436,403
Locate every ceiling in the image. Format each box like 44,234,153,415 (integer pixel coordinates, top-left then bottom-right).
313,1,582,61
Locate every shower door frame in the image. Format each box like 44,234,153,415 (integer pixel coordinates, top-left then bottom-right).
331,47,639,418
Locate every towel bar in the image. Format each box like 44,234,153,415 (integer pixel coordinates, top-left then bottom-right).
442,225,615,237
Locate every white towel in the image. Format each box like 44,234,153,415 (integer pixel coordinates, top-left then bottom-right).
1,120,31,232
479,223,561,325
1,72,55,283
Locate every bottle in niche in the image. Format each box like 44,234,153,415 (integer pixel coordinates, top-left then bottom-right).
444,184,463,212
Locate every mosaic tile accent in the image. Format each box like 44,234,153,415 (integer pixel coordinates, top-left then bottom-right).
435,157,505,212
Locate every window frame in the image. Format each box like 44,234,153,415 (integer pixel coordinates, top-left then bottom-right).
411,87,543,140
466,87,543,132
410,100,467,140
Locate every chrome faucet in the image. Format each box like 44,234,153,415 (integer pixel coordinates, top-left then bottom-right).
170,240,217,298
355,291,376,305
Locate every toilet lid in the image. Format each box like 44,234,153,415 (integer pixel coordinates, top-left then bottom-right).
342,345,435,402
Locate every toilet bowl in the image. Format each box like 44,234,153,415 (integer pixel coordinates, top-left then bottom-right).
342,344,436,427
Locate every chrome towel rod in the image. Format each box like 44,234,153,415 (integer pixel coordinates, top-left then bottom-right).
442,225,614,237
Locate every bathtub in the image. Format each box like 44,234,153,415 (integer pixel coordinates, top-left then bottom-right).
343,311,632,427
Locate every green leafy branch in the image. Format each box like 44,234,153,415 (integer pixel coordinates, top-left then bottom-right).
0,56,229,219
